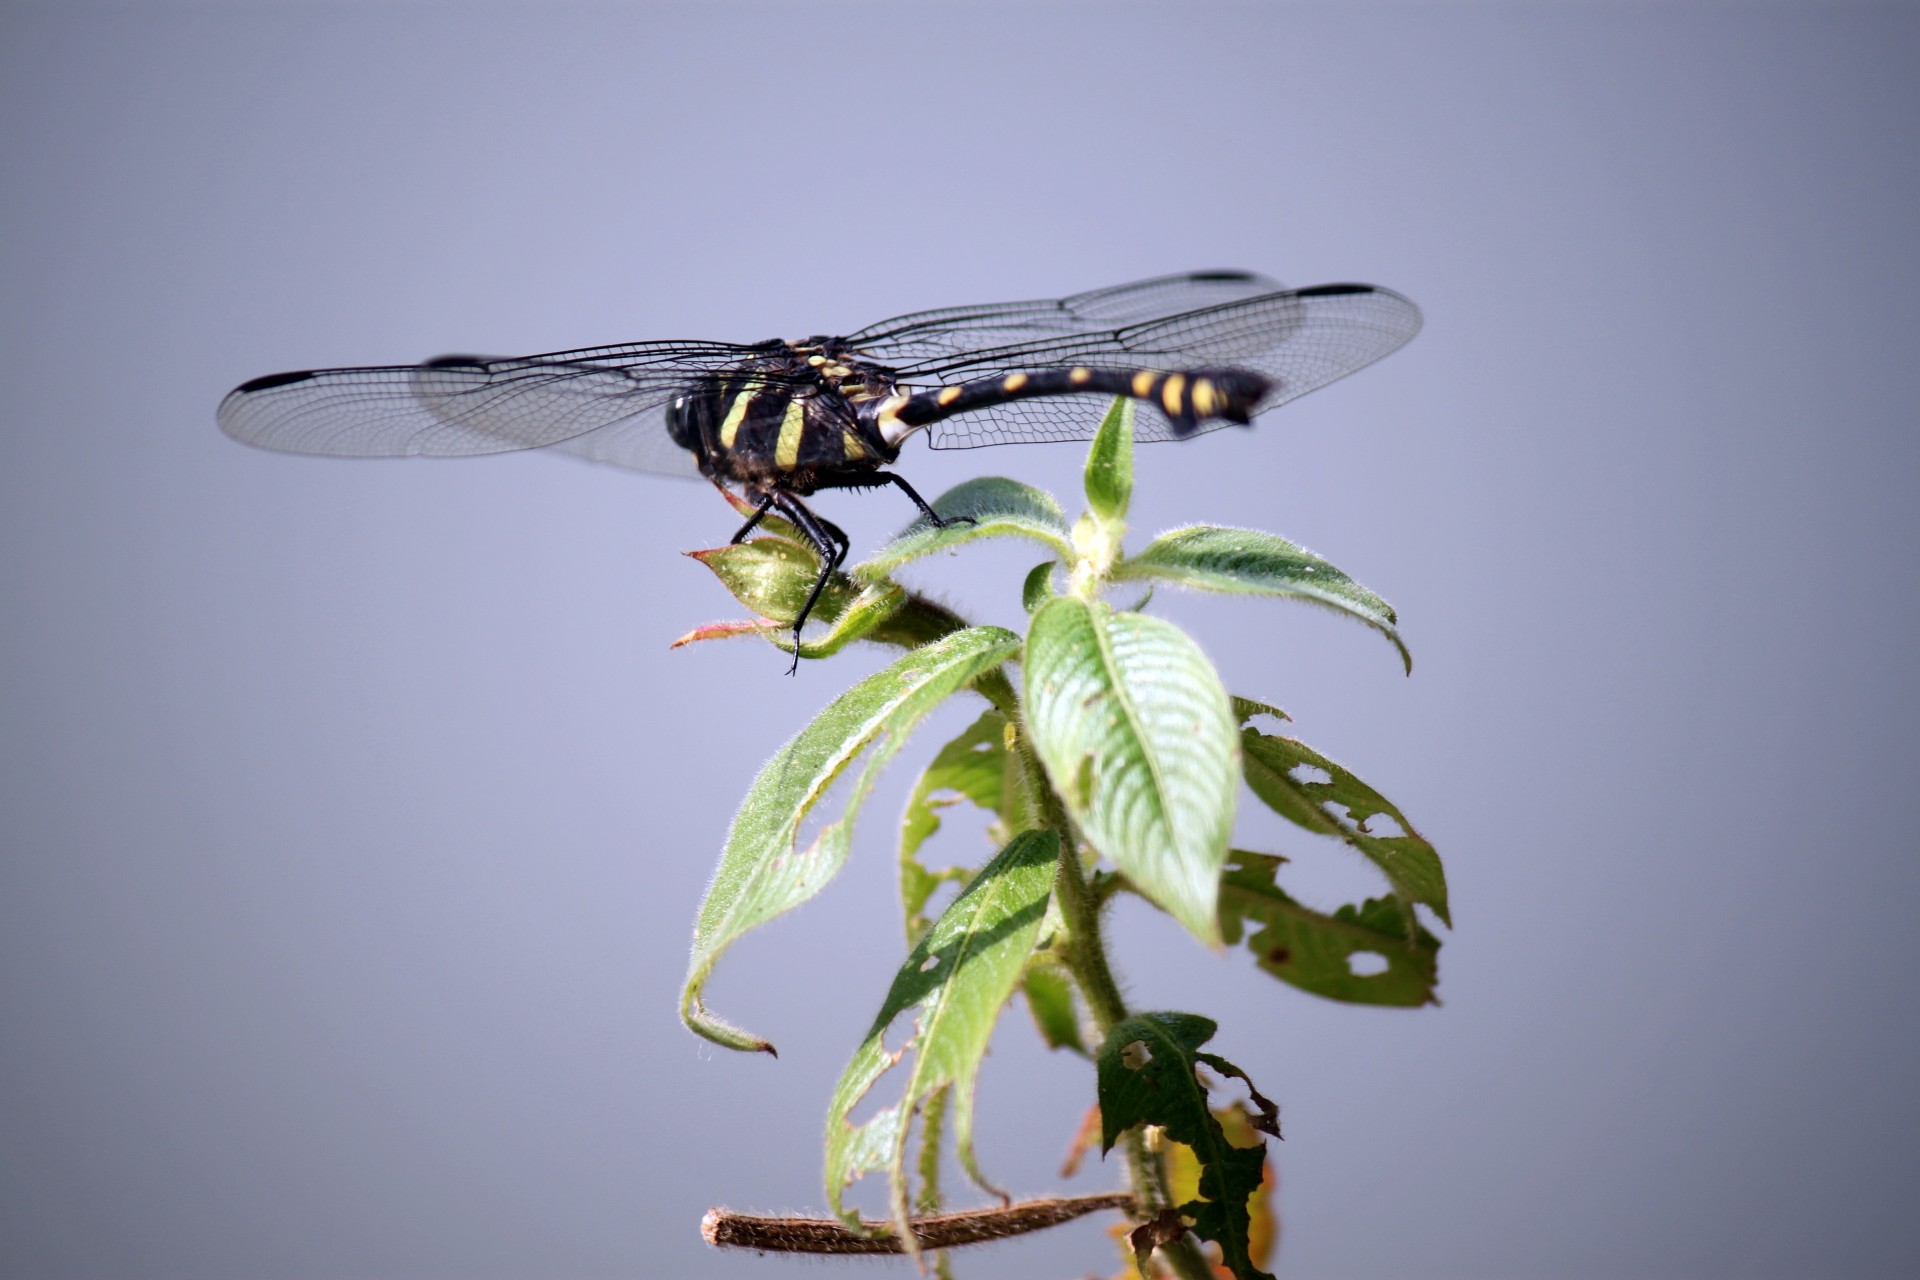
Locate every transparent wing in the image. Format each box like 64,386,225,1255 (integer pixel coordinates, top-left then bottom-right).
916,285,1423,450
844,270,1286,367
217,341,772,478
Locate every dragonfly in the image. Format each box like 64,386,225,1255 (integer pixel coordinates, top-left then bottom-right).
219,270,1421,670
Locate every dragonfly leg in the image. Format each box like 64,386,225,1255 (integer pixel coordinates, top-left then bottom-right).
769,491,849,675
729,489,777,544
815,471,978,530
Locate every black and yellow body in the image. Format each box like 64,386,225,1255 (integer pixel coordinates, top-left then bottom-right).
663,346,1268,670
217,271,1422,674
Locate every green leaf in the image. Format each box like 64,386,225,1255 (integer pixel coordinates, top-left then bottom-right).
1020,560,1055,613
854,476,1072,581
1083,397,1135,522
681,626,1022,1053
1024,597,1238,946
1219,851,1440,1006
1021,962,1087,1055
687,538,905,657
1239,727,1451,927
688,537,854,626
825,830,1061,1258
1097,1012,1277,1280
1116,525,1411,673
899,709,1007,943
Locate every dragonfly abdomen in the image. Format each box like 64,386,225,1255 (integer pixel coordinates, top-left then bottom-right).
876,366,1270,444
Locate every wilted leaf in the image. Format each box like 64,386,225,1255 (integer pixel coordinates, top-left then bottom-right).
682,626,1021,1053
826,830,1061,1259
1220,851,1441,1006
1117,525,1409,672
1096,1013,1275,1280
855,477,1072,581
1025,598,1238,945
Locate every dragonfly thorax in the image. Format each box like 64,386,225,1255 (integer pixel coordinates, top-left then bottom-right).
663,341,905,493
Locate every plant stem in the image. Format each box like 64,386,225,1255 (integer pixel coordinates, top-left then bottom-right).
1009,718,1217,1280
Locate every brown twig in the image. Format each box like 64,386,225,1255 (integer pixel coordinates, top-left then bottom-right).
701,1192,1136,1254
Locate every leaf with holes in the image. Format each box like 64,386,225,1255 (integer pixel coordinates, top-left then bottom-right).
1025,597,1238,945
1220,851,1440,1006
1097,1012,1276,1280
899,708,1008,943
1116,525,1409,672
854,476,1072,581
825,830,1060,1260
1237,719,1450,926
682,626,1021,1054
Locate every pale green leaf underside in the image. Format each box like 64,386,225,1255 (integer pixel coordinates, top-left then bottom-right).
1219,851,1440,1006
1116,525,1410,672
1024,597,1238,945
825,830,1060,1254
682,626,1021,1053
854,476,1072,581
1239,729,1450,926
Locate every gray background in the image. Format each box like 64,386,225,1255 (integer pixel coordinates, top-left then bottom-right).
4,3,1916,1277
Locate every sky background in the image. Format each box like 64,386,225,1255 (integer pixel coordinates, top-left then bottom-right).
3,3,1917,1278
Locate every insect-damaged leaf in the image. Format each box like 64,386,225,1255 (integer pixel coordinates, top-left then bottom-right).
855,476,1073,581
1220,851,1441,1006
1025,597,1238,945
899,708,1008,944
1097,1013,1278,1280
1237,717,1450,927
825,830,1060,1261
1116,525,1410,672
681,626,1020,1054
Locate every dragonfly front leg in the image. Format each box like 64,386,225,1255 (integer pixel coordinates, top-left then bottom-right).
769,491,849,675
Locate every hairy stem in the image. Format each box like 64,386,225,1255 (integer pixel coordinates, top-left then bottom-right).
1009,718,1216,1280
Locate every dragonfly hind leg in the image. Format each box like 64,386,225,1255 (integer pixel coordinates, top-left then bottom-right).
815,470,979,532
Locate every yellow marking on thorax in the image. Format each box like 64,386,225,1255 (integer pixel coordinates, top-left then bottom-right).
1003,373,1029,393
1131,370,1158,398
842,429,866,459
938,385,964,407
775,396,807,469
1189,377,1218,417
718,386,758,449
1069,367,1092,385
1161,373,1187,416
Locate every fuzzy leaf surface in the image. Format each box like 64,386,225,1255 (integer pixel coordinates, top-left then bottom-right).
682,626,1020,1053
1117,525,1409,672
855,476,1071,580
1097,1012,1275,1280
1083,398,1135,522
825,830,1060,1256
1238,725,1450,926
1025,598,1237,945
